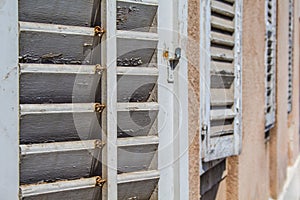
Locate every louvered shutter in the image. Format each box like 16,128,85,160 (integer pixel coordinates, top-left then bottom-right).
19,1,105,198
18,0,175,199
265,0,277,132
288,0,294,114
200,0,243,162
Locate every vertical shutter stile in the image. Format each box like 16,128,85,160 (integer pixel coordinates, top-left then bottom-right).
201,0,243,162
264,0,277,132
288,0,294,114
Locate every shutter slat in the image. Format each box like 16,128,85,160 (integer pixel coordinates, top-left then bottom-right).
211,32,235,47
211,46,234,62
117,170,159,184
20,177,100,198
20,63,104,75
211,0,235,18
117,136,159,147
20,140,101,184
118,0,158,6
211,15,235,33
20,103,103,115
210,109,236,121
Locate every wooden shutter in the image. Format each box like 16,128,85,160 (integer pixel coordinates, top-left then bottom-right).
19,1,105,198
200,0,243,162
19,0,165,199
288,0,294,114
265,0,277,132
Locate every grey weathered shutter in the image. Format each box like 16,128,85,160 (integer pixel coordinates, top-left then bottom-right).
264,0,277,132
200,0,243,162
19,0,162,199
288,0,294,114
19,1,105,198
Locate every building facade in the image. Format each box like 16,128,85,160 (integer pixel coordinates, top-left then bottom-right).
0,0,299,199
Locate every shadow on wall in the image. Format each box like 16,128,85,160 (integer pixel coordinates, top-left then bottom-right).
200,160,226,200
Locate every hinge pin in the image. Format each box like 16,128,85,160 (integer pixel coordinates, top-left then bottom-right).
94,103,106,113
94,26,105,36
96,176,106,187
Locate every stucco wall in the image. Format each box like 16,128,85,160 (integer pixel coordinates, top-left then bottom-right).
227,0,270,199
188,0,201,199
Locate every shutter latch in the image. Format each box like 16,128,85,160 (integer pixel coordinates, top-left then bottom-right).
164,48,181,83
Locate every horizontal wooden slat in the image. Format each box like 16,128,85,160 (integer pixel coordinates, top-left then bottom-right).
117,102,159,112
210,123,234,137
117,170,159,184
117,67,158,102
211,61,234,74
20,140,99,155
20,140,101,184
117,136,159,147
117,34,158,67
211,15,235,33
211,46,234,62
117,30,158,41
211,88,234,106
211,32,235,47
19,21,95,36
117,0,158,32
20,103,104,115
210,109,236,121
118,0,158,6
211,73,235,89
204,135,235,162
20,177,100,198
117,67,158,76
19,0,98,27
211,0,235,18
20,64,104,75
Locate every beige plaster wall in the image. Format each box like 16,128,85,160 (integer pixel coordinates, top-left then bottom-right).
227,0,270,199
287,0,300,166
269,0,290,198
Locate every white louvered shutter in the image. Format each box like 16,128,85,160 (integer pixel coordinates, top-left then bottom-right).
288,0,294,114
264,0,277,132
200,0,243,162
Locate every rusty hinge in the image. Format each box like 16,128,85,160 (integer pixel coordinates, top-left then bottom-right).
94,26,105,36
96,176,106,187
94,103,106,113
95,64,105,75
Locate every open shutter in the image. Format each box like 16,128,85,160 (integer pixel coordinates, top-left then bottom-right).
18,1,105,198
19,0,177,199
265,0,277,132
288,0,294,114
200,0,243,162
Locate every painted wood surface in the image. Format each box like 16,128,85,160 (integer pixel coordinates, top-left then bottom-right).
20,140,100,184
19,0,99,27
117,1,157,32
118,179,159,199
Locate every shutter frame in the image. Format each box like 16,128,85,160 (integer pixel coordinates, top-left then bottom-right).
264,0,277,132
288,0,294,114
200,0,243,162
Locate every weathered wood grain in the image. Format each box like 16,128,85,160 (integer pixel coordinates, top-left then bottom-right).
117,1,157,32
117,145,158,173
20,74,101,104
117,110,158,137
19,0,99,27
20,143,100,184
118,179,158,199
19,31,98,65
20,113,101,144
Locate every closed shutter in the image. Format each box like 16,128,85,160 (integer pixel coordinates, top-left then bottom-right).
200,0,243,162
265,0,277,132
288,0,294,114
